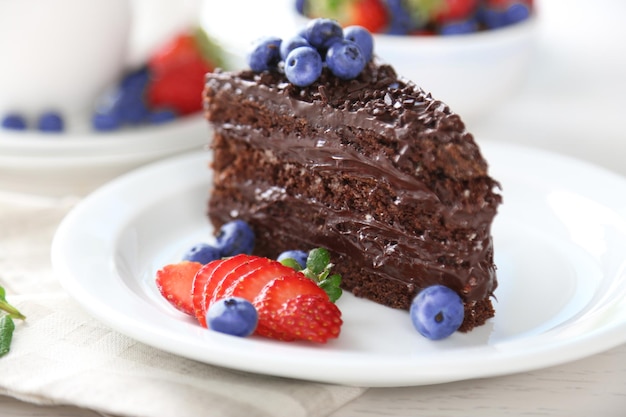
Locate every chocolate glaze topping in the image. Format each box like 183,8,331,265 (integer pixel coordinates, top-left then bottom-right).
204,61,502,330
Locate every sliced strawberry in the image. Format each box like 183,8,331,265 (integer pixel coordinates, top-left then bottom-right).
177,252,343,343
155,261,203,315
210,257,267,305
275,295,342,343
192,260,221,326
347,0,389,33
193,254,249,327
254,274,340,343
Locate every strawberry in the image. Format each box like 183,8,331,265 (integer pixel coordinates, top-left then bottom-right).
196,250,342,343
346,0,389,33
146,29,218,116
157,247,343,343
253,274,341,342
156,261,203,315
192,254,249,327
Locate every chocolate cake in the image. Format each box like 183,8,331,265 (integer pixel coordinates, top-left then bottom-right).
203,61,501,332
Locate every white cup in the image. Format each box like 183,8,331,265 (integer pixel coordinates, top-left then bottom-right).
0,0,132,123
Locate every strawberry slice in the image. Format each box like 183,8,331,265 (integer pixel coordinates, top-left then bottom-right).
155,261,203,315
160,251,343,343
253,274,340,343
192,254,249,327
225,258,304,341
276,295,342,343
210,257,268,305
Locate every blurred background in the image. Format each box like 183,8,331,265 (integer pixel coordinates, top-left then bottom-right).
0,0,624,195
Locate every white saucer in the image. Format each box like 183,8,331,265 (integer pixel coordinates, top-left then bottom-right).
51,142,626,387
0,115,208,196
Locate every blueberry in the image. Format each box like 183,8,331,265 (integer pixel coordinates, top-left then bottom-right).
92,67,151,131
280,35,310,61
37,111,64,132
385,0,417,35
295,0,307,15
2,114,27,130
206,297,258,337
215,220,255,257
182,243,221,264
115,67,151,124
440,19,479,35
504,3,530,25
480,8,508,29
284,46,323,87
325,39,366,80
343,26,374,62
248,36,282,72
92,111,121,131
148,109,177,124
410,285,464,340
277,250,308,269
304,18,343,52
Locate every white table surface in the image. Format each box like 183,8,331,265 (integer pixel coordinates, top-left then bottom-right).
3,0,626,415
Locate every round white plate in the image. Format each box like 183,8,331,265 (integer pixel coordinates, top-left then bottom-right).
0,115,208,196
51,142,626,387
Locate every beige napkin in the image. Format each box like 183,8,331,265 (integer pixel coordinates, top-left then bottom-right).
0,191,366,417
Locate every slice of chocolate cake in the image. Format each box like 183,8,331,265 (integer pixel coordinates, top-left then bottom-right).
203,28,501,332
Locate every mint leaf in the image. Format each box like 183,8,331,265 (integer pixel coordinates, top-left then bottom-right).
0,315,15,357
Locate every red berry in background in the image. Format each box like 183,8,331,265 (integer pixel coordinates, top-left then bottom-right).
147,32,215,116
484,0,533,10
434,0,479,23
347,0,389,33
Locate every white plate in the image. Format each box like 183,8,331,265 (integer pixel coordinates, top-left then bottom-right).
51,142,626,387
0,116,209,196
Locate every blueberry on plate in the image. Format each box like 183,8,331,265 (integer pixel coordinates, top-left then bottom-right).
215,220,255,257
277,249,309,270
182,243,221,264
206,297,258,337
410,285,464,340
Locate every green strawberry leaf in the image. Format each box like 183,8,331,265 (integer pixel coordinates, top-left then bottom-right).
306,248,331,275
284,248,343,303
278,257,303,271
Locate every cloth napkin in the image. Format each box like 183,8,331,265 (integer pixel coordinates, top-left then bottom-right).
0,191,366,417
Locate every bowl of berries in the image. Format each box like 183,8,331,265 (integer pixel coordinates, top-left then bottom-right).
294,0,538,123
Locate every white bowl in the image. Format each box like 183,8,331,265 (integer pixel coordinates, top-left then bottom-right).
202,0,537,124
373,17,538,124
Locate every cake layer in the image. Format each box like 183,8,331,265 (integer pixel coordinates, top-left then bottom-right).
204,63,501,330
